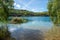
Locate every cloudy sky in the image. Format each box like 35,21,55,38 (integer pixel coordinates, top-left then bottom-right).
14,0,48,12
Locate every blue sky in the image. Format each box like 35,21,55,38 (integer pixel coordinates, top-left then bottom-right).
14,0,48,12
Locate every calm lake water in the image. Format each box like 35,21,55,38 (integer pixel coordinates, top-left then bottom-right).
8,16,54,32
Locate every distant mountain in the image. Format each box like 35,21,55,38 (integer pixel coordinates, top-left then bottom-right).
11,27,44,40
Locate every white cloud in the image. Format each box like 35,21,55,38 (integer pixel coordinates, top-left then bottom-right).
16,4,21,8
14,0,35,10
31,9,36,11
31,8,39,12
14,3,21,9
14,3,16,6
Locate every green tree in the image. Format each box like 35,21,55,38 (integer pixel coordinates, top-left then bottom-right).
0,0,14,22
48,0,60,24
0,0,15,40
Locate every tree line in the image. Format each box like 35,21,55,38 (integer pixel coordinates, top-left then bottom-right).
9,9,49,16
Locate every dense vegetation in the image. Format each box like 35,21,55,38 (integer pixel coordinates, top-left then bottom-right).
48,0,60,24
0,0,14,22
0,0,15,40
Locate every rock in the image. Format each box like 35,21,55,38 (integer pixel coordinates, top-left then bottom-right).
10,17,28,24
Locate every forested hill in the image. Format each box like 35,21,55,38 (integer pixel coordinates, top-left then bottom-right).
9,9,49,16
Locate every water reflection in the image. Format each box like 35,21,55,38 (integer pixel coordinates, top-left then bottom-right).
11,27,44,40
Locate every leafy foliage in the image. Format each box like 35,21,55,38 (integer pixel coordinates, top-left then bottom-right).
0,0,15,40
48,0,60,24
0,0,14,22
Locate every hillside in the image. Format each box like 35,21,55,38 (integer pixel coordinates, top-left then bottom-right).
9,9,49,16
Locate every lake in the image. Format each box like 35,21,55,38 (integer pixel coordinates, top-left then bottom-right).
7,16,54,40
8,16,54,32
